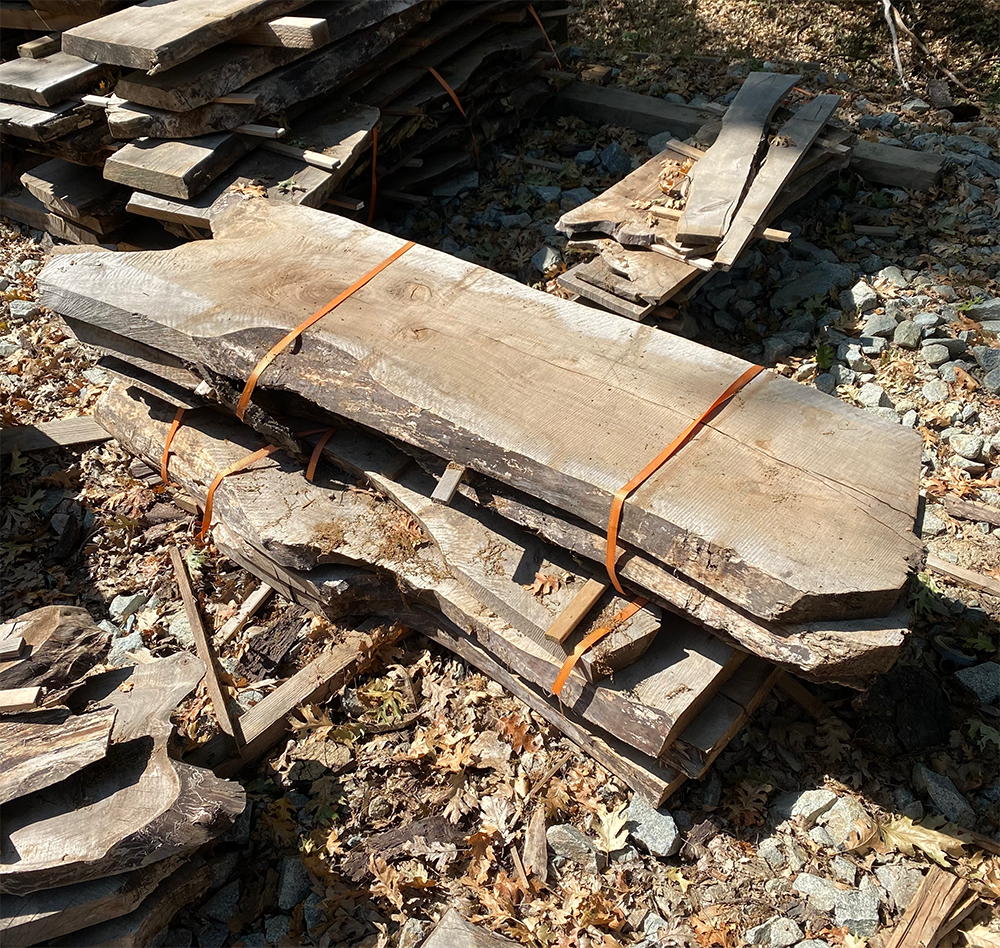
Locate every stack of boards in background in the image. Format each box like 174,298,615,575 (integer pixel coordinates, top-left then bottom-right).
35,193,924,810
0,605,247,948
0,0,567,248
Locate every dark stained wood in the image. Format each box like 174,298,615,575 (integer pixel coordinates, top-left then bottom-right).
1,185,120,245
39,198,923,625
17,34,61,59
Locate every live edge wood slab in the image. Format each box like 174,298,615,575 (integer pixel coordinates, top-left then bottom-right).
39,197,923,625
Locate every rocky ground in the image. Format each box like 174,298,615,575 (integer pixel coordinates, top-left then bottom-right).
2,11,1000,948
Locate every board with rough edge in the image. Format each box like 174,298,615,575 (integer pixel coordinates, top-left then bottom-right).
0,51,106,107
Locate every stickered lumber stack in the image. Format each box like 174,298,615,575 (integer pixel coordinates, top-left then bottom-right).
36,195,922,806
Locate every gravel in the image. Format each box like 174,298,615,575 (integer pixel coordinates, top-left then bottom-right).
912,764,977,825
547,824,603,871
954,662,1000,705
277,856,314,911
626,794,681,857
744,917,803,948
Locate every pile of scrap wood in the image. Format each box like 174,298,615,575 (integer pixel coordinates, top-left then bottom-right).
553,72,939,319
0,605,247,947
0,0,566,248
36,194,924,807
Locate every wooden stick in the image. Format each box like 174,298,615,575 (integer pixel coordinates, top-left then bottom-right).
169,546,241,745
646,204,790,241
262,139,340,171
0,686,41,712
18,34,61,59
431,462,466,506
323,195,365,211
545,577,608,643
216,583,274,646
943,496,1000,528
211,93,258,105
0,416,109,455
884,865,970,948
235,124,286,139
888,3,975,95
926,554,1000,598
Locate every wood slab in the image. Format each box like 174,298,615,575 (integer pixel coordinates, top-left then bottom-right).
0,706,116,805
20,157,129,233
0,414,110,453
0,99,100,142
234,14,330,48
0,50,105,106
676,72,800,245
17,33,61,59
41,197,924,624
0,4,94,31
0,185,119,244
61,0,310,73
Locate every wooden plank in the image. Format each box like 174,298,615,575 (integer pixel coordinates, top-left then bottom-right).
234,14,330,48
0,706,116,805
423,908,520,948
431,461,466,504
0,624,25,661
0,99,99,142
850,138,944,191
884,866,970,948
549,80,715,137
17,34,61,59
103,132,259,200
0,4,92,31
676,72,800,246
216,583,273,646
42,197,924,624
545,577,608,643
61,0,310,73
0,186,121,245
943,496,1000,528
21,157,129,233
568,237,703,305
0,416,109,455
0,51,105,106
0,687,40,712
559,263,657,319
0,857,185,948
926,555,1000,598
713,94,841,268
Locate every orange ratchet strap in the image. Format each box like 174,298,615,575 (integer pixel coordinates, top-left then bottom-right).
605,364,765,594
527,4,563,71
367,127,378,226
198,444,280,541
236,240,416,420
305,427,337,482
552,596,647,696
160,406,186,486
427,67,479,163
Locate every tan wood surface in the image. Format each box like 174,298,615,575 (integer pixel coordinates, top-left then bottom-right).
0,415,110,455
0,51,104,107
0,686,40,712
926,554,1000,598
545,577,608,643
235,14,330,48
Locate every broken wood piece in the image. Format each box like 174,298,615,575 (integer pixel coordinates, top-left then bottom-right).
234,14,331,49
168,546,241,744
17,34,61,60
261,139,340,170
235,123,286,139
0,51,106,107
431,461,466,505
0,622,25,661
0,687,41,713
676,71,800,246
209,93,258,105
522,806,548,882
545,577,609,643
20,158,129,234
216,583,274,646
884,865,971,948
943,496,1000,528
0,99,100,143
423,908,520,948
926,555,1000,599
0,186,121,246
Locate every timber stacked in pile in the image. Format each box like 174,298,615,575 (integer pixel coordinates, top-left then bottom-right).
38,195,923,807
556,73,853,319
0,0,565,248
0,605,247,947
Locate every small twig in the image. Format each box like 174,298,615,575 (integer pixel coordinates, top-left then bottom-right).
888,3,975,95
526,749,574,801
882,0,910,91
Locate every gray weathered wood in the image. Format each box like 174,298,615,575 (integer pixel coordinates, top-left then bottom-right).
17,34,61,59
431,461,466,504
62,0,310,73
20,157,129,233
714,94,841,268
0,4,93,31
423,908,520,948
850,138,945,191
0,51,104,106
41,198,923,624
0,414,109,454
0,99,100,142
676,72,800,246
0,185,119,244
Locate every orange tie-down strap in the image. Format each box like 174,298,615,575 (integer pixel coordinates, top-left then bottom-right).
198,444,280,541
305,426,337,482
427,67,479,163
552,595,648,697
605,364,766,594
236,240,416,421
160,406,186,486
528,4,563,71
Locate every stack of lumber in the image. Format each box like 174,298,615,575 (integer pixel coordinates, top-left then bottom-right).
0,0,565,247
37,195,923,806
0,605,247,947
556,73,854,318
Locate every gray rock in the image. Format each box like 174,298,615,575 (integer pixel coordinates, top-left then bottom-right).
193,922,228,948
904,97,931,112
951,433,985,460
163,929,194,948
841,282,879,316
830,856,856,885
626,794,680,857
168,610,194,648
922,379,950,402
893,786,925,820
758,837,785,868
528,184,561,203
860,335,888,357
644,913,671,938
815,373,836,394
913,310,944,330
913,764,976,825
922,343,952,366
500,212,532,229
745,917,803,948
240,935,266,948
107,631,145,667
431,171,479,197
772,789,838,827
983,366,1000,395
109,592,147,621
531,245,561,273
893,320,922,349
8,300,40,319
471,207,502,227
967,297,1000,321
575,148,598,166
921,510,947,538
952,456,987,476
793,874,881,936
277,856,314,911
303,892,324,934
954,662,1000,705
902,410,918,427
857,383,892,409
771,262,854,310
972,345,1000,374
922,336,967,357
809,825,836,848
560,186,596,210
763,336,794,364
200,880,240,922
547,824,602,870
600,142,633,175
875,864,924,912
797,942,832,948
398,917,429,948
821,796,870,848
877,266,908,287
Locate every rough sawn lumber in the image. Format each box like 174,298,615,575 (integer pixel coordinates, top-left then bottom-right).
0,51,106,106
41,197,924,624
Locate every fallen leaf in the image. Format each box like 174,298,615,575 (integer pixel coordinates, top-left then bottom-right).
523,571,561,597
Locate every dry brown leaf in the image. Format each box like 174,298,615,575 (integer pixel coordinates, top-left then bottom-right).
523,571,561,597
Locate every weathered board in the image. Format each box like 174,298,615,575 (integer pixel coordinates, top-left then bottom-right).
17,34,62,60
0,51,105,106
0,185,119,245
61,0,310,73
20,157,129,233
234,14,330,49
0,99,100,142
41,198,924,624
0,414,110,454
